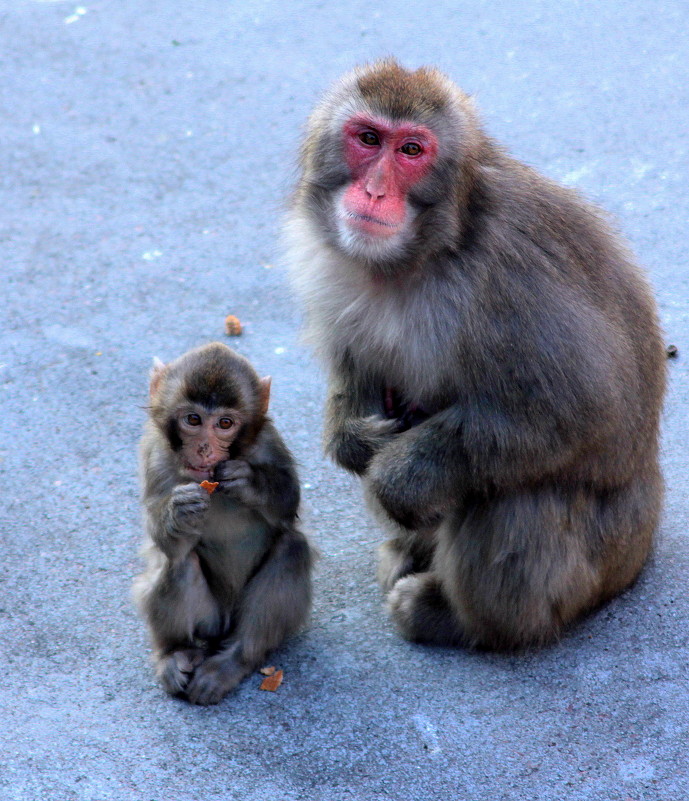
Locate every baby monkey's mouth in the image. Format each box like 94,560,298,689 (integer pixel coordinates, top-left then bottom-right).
183,461,216,477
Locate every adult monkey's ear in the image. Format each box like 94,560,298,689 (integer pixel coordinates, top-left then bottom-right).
258,376,272,417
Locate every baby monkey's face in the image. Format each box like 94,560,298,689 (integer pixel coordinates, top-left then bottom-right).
174,405,243,481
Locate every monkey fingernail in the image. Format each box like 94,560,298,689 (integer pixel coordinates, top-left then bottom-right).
259,665,277,676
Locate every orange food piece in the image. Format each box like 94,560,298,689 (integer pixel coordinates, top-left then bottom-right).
259,669,283,692
224,315,242,336
200,480,219,494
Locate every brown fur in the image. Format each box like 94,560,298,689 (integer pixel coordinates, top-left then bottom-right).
286,60,666,650
358,59,450,118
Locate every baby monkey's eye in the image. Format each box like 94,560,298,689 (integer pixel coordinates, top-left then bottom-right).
185,413,202,426
218,418,234,430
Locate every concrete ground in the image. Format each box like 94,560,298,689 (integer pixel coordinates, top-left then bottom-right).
1,1,687,799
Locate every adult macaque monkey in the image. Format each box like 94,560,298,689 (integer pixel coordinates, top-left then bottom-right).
133,343,312,704
286,60,666,649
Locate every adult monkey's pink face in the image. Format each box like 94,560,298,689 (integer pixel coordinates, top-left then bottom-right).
337,114,439,249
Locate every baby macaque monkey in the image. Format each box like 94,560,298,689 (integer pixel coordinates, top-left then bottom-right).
133,343,312,705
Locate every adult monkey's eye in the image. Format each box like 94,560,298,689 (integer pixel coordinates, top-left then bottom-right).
358,131,380,146
400,142,422,156
185,413,202,426
218,418,234,430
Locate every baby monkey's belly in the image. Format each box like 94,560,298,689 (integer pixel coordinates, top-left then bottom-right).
194,496,275,617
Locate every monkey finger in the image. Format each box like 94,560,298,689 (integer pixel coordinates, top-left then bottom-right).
361,414,399,430
218,477,250,488
360,415,402,442
175,496,209,514
172,484,210,505
214,460,252,482
216,478,254,502
173,503,210,530
176,481,208,494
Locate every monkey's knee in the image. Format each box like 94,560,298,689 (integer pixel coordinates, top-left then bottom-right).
231,530,312,666
387,573,466,646
141,553,220,646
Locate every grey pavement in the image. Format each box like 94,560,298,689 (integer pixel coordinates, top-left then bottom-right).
1,1,688,799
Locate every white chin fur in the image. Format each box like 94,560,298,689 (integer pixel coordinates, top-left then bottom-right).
334,193,414,263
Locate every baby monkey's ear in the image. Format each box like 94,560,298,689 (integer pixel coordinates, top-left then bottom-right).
149,357,167,399
258,376,271,417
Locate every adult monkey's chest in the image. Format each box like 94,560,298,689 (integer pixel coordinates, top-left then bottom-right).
334,277,464,405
